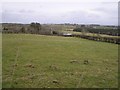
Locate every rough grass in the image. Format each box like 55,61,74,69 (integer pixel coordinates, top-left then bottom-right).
0,33,2,89
2,34,118,88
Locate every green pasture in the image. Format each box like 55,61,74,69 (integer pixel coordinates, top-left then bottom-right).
2,34,118,88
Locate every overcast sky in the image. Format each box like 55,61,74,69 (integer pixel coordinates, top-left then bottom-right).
0,0,119,25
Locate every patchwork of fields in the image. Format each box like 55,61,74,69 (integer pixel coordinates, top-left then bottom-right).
2,34,118,88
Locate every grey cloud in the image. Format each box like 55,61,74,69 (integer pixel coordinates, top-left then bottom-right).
1,2,118,25
58,10,102,24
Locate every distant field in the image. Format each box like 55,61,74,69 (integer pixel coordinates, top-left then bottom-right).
2,34,118,88
62,31,119,38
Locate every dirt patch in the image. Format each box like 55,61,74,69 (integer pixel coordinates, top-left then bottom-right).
70,60,79,63
83,60,89,65
24,64,35,68
49,64,59,71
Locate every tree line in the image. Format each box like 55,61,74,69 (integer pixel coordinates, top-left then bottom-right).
2,22,52,35
73,28,119,36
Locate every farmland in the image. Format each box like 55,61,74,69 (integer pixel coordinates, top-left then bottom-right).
2,34,118,88
0,33,2,89
2,23,119,44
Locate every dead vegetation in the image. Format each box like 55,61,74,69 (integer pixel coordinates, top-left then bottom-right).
24,64,35,68
52,80,59,84
83,60,89,65
12,64,18,67
70,60,89,65
49,64,59,71
70,60,79,63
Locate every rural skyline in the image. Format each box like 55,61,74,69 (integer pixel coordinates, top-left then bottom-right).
0,0,119,25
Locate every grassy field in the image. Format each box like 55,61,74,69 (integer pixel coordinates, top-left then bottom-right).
0,33,2,89
2,34,118,88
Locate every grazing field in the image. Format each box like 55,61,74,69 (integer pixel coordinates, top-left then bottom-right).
2,34,118,88
0,33,2,89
